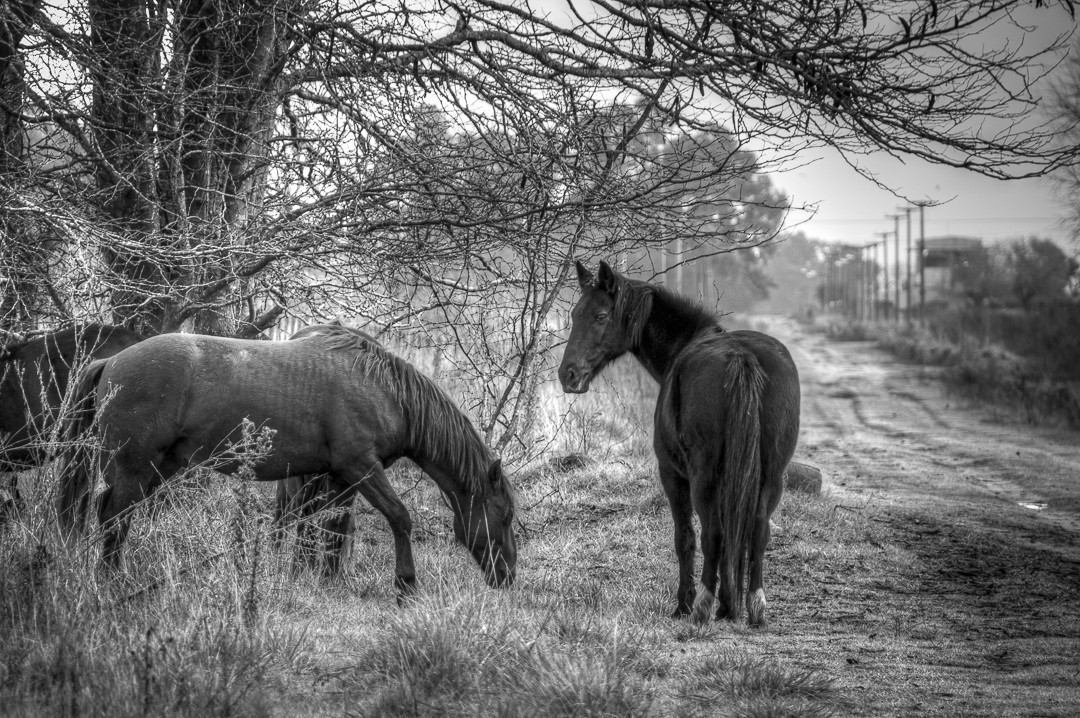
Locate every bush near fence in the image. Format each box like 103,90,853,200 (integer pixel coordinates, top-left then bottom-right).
930,299,1080,381
868,300,1080,428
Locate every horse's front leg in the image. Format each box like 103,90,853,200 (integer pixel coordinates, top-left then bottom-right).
97,455,172,569
658,456,695,617
340,460,416,601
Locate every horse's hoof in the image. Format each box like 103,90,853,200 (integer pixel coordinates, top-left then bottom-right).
690,587,714,624
747,588,768,627
394,576,418,606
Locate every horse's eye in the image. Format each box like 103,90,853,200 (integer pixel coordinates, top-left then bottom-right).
596,312,609,324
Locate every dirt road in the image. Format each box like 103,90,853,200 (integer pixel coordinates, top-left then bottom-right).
759,318,1080,717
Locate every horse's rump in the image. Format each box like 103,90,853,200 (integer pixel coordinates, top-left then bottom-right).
1,324,143,471
56,358,111,532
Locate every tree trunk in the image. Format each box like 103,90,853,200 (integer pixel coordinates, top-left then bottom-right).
89,0,290,335
0,0,42,332
89,0,168,334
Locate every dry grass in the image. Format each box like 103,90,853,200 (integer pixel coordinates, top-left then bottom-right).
1,359,873,718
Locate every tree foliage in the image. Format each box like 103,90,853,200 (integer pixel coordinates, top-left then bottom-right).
953,237,1078,307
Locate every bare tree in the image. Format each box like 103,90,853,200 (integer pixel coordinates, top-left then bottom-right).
0,0,43,334
1050,31,1080,244
2,0,1077,447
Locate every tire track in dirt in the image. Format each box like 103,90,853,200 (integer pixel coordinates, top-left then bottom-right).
882,384,952,429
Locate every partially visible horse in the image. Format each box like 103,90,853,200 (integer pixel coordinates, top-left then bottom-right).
0,324,144,514
273,473,357,570
559,261,800,627
58,324,517,594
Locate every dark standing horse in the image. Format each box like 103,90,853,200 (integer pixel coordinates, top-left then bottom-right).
58,324,517,594
0,325,143,514
559,261,800,627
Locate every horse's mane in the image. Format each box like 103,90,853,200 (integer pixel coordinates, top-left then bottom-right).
296,323,500,498
612,273,719,346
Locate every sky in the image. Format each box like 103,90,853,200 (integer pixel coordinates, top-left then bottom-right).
771,9,1078,251
529,0,1078,252
775,148,1072,249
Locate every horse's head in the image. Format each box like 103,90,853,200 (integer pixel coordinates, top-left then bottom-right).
559,260,641,394
453,459,517,588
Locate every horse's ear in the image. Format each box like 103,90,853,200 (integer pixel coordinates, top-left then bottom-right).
575,260,594,289
597,260,619,295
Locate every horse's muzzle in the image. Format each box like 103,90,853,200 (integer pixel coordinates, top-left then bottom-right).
486,563,515,588
558,364,591,394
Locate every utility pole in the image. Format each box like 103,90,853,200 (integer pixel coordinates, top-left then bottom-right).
675,237,684,294
874,231,890,321
901,207,913,324
868,242,875,321
868,239,876,319
845,249,856,318
865,243,873,322
914,202,929,326
858,245,866,322
887,214,901,322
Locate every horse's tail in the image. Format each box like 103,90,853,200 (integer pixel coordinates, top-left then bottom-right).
56,358,108,535
716,349,767,622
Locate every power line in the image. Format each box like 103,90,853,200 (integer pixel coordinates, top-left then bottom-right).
803,216,1063,224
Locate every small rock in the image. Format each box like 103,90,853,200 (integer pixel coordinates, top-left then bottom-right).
784,461,824,495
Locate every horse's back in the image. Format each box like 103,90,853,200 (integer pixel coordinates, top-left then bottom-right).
95,333,404,477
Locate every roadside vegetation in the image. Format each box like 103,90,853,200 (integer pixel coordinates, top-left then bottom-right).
804,235,1080,430
805,314,1080,431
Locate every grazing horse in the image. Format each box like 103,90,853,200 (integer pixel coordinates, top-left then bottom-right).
558,261,800,627
0,325,143,514
58,324,517,594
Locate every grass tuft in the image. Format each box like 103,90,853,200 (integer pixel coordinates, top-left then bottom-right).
680,648,837,718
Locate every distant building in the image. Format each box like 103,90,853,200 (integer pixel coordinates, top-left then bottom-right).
920,235,982,305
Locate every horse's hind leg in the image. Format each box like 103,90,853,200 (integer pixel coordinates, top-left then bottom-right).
692,505,722,624
315,475,358,578
746,476,783,627
97,480,143,568
273,475,321,558
0,472,20,524
271,477,295,547
98,454,173,569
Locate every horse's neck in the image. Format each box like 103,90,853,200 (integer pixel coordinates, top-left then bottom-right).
406,426,487,500
631,291,716,380
412,450,481,503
